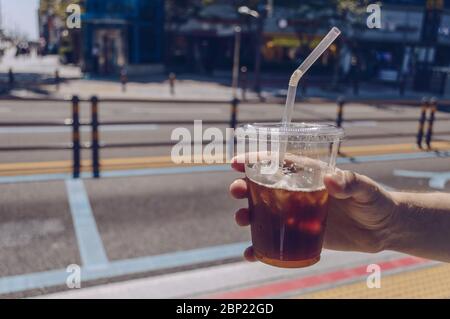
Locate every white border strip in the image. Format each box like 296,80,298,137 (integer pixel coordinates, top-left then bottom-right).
0,242,249,295
65,179,108,267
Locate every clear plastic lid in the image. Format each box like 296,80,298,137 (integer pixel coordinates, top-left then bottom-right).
236,122,344,143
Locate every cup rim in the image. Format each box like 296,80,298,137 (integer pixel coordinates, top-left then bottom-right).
235,122,345,142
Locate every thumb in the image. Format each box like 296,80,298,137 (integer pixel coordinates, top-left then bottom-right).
324,170,381,203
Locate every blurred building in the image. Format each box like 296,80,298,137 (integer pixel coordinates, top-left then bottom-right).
38,0,450,90
165,3,338,74
351,0,450,92
81,0,164,75
166,0,450,92
39,1,64,54
166,3,241,74
165,3,353,75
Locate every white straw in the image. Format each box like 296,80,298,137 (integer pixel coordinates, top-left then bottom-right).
290,27,341,88
278,27,341,164
282,27,341,124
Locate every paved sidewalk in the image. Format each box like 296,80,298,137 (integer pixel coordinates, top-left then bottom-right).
1,51,447,102
0,48,81,79
35,76,450,102
38,250,441,299
41,78,253,101
7,77,443,103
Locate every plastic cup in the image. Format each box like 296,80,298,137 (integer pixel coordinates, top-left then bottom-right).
235,122,344,268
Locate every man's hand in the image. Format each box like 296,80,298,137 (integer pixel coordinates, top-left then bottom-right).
229,157,397,261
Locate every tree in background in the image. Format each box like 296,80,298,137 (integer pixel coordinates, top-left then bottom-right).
38,0,84,24
38,0,84,62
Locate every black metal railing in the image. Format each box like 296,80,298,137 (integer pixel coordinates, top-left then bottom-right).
0,96,449,179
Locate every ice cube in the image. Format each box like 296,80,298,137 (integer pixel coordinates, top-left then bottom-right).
286,217,296,226
303,192,317,206
318,192,328,206
273,189,290,211
298,220,322,235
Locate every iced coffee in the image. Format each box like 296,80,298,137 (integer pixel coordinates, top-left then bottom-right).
237,123,343,268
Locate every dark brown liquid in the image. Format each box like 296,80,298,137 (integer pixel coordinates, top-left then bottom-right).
247,178,329,268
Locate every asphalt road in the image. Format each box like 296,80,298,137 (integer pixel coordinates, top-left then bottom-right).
0,154,449,297
1,99,450,297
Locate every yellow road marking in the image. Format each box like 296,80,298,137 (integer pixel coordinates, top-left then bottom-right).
0,162,204,176
1,141,450,176
297,263,450,299
0,160,72,170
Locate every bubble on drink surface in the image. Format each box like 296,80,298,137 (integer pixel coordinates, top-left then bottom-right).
246,156,326,191
273,189,291,211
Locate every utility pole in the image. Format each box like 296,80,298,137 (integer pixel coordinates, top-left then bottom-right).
414,0,443,91
0,0,3,30
267,0,273,18
253,0,272,99
253,7,266,99
237,6,260,98
231,26,242,99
